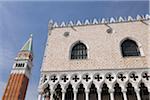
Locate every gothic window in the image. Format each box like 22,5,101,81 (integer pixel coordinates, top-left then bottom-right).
114,83,123,100
139,83,149,100
53,84,62,100
77,84,85,100
126,83,137,100
44,84,50,99
65,84,74,100
16,63,25,67
101,83,110,100
121,39,140,57
89,83,98,100
71,42,87,60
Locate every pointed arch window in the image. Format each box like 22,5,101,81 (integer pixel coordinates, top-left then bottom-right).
121,39,141,57
71,41,87,60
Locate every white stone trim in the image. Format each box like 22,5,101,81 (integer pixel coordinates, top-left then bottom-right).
60,22,66,27
76,20,82,26
84,19,90,25
10,69,30,78
38,68,149,94
92,18,99,24
68,21,74,26
118,16,125,22
109,17,116,23
49,14,150,28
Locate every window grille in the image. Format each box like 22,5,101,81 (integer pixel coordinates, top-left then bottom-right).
121,39,140,57
71,42,87,59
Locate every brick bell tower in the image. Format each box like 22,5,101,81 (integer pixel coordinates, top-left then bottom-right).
2,34,33,100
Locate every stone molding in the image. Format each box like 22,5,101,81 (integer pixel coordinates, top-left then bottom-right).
48,14,150,29
38,68,150,93
11,69,30,78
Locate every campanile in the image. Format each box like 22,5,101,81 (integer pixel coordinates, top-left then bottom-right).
2,35,33,100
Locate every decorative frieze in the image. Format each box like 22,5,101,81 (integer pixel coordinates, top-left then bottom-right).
38,68,150,100
48,14,150,28
38,68,150,93
10,69,30,78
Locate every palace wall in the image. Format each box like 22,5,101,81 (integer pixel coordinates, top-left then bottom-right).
42,20,149,71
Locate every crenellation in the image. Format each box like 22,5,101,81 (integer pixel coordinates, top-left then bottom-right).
60,21,66,27
118,16,125,22
50,14,150,28
101,18,108,23
136,15,142,20
109,17,116,23
84,19,91,25
76,20,82,26
68,21,74,26
145,14,150,19
92,18,99,24
127,16,134,21
53,22,59,28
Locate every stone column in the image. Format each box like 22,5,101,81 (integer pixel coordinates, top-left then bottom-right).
97,89,101,100
42,96,45,100
62,90,66,100
85,90,89,100
38,94,42,100
148,88,150,100
122,89,127,100
45,97,50,100
135,89,141,100
109,89,114,100
50,91,54,100
73,90,78,100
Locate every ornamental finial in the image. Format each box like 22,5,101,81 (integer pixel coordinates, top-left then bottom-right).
48,19,53,30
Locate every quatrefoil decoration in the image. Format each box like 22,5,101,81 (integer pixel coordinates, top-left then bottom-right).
142,72,150,81
61,75,69,83
43,75,48,83
72,75,80,82
106,73,115,82
94,74,103,82
50,75,58,83
83,74,91,82
117,73,126,82
129,72,139,82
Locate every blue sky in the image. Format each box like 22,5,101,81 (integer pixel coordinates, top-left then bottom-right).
0,1,149,100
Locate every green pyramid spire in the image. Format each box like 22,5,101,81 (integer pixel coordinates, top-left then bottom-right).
21,34,33,52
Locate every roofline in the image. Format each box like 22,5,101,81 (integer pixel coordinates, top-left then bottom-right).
48,14,150,29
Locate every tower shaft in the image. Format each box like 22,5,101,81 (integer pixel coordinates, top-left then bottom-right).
2,35,33,100
3,74,29,100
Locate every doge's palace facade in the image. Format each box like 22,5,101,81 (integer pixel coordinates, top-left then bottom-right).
38,14,150,100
